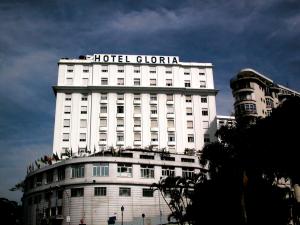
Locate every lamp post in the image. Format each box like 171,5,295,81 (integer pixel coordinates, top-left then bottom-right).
121,205,124,225
142,213,145,225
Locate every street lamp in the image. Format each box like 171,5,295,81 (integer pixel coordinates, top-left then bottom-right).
121,205,124,225
142,213,145,225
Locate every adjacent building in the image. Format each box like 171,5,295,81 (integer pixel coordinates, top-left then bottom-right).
216,115,235,130
22,54,218,225
230,68,300,122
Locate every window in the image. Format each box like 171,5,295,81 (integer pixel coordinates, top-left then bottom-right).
71,188,84,197
99,133,107,141
81,106,87,114
202,108,208,116
150,94,157,101
134,132,141,141
184,68,190,75
134,78,140,86
62,133,69,142
166,79,173,86
46,171,53,184
117,93,124,100
134,93,141,101
201,96,207,103
140,155,154,160
117,163,132,177
117,105,124,114
151,132,158,142
80,119,87,128
185,80,191,87
200,81,206,88
182,168,194,178
71,165,84,178
143,188,154,197
199,70,205,76
80,133,86,142
117,78,124,85
187,121,193,129
166,67,172,74
64,106,71,114
162,166,175,177
57,167,65,181
83,66,89,73
94,187,107,196
186,107,192,115
134,66,140,73
168,133,175,142
100,104,107,113
134,117,141,127
101,94,107,100
57,190,63,199
150,106,157,114
167,119,174,128
141,165,155,178
186,95,192,102
117,133,124,142
188,134,194,143
203,121,209,129
150,78,157,86
82,78,88,86
100,118,107,127
101,65,108,72
63,119,70,128
67,65,74,72
151,119,158,128
204,134,210,143
66,78,73,85
93,163,109,176
181,158,195,163
117,118,124,127
65,94,71,101
81,94,88,101
166,94,173,101
266,98,274,108
118,65,124,73
149,66,156,73
119,187,131,196
101,78,108,85
134,105,141,114
167,105,174,114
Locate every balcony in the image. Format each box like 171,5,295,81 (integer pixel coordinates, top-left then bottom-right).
150,114,158,118
133,126,141,131
100,99,108,104
98,140,106,145
150,127,159,132
133,113,141,118
133,99,141,104
168,141,176,146
150,100,158,105
116,126,124,131
166,100,174,105
134,141,142,146
166,113,175,119
116,113,125,117
99,126,108,131
116,141,124,146
167,127,175,132
151,141,159,145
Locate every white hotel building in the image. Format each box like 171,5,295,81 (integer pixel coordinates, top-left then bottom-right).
23,54,218,225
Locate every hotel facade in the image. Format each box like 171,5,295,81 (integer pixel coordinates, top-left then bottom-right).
22,54,218,225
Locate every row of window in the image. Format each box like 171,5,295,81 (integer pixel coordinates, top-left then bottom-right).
66,65,206,76
71,163,195,179
65,77,207,88
64,105,209,116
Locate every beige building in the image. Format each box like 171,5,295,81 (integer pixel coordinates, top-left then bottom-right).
230,68,300,121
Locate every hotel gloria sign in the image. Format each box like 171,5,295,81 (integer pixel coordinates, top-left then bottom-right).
93,54,179,65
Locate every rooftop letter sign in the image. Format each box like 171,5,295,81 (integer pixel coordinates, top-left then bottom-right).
93,54,179,65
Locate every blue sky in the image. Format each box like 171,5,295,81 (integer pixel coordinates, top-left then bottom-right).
0,0,299,202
